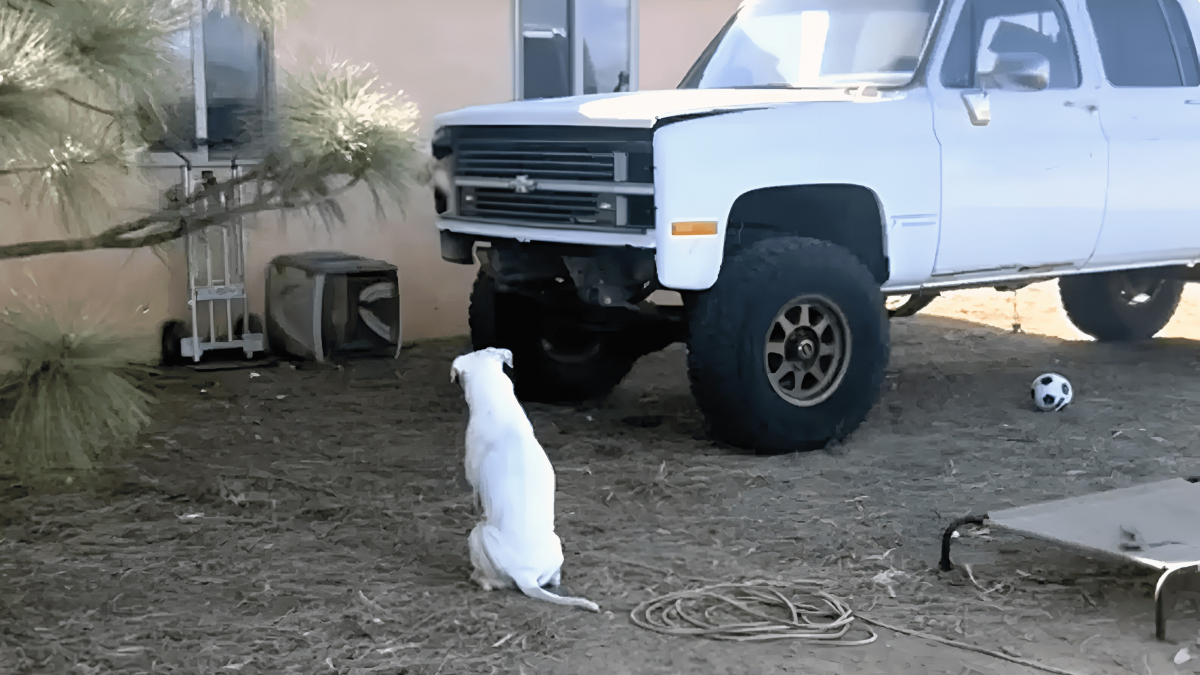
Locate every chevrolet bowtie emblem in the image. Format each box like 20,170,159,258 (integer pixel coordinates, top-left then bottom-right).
509,174,538,194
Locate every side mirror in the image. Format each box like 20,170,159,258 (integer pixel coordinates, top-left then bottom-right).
979,52,1050,92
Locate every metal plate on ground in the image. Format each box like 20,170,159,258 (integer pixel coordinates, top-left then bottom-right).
187,356,282,372
988,478,1200,570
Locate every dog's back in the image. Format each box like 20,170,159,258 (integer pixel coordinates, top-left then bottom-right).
461,361,557,535
460,360,539,491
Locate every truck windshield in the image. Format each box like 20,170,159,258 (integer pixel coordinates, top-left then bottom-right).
679,0,944,90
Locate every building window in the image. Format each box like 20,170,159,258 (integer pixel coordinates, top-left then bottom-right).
149,7,274,162
515,0,639,100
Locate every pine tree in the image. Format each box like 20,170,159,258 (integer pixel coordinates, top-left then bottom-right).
0,0,427,261
0,0,427,478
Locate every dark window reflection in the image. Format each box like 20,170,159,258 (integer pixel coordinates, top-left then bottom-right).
522,0,571,99
150,11,270,155
1086,0,1200,87
577,0,631,94
205,10,269,154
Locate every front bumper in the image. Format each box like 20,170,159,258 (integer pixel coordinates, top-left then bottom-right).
437,217,656,262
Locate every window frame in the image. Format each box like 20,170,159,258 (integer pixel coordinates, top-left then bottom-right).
143,0,277,168
937,0,1083,91
512,0,640,101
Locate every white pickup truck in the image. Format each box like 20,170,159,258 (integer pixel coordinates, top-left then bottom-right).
431,0,1200,453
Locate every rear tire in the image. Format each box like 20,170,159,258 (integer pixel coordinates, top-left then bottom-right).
887,292,939,318
234,313,265,359
468,271,638,403
1059,270,1183,341
686,237,889,453
160,320,189,366
233,313,264,338
231,309,265,348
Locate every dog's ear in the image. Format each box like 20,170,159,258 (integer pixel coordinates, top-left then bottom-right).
497,348,513,369
450,355,465,384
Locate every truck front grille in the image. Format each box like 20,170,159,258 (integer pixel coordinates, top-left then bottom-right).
462,187,612,226
457,145,616,182
444,126,655,231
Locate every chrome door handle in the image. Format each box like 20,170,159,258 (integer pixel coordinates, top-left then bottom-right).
1186,99,1200,105
962,91,990,126
1064,101,1099,113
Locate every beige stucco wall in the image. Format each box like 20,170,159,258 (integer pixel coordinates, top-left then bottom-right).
0,0,740,349
639,0,738,90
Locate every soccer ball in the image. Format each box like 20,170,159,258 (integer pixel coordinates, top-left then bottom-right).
1031,373,1073,412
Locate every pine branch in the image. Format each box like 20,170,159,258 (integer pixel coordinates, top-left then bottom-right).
0,177,362,261
52,88,119,117
0,166,58,177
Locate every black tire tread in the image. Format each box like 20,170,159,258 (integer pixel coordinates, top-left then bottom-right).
686,237,890,453
160,320,189,367
1059,272,1183,341
233,313,264,337
468,271,636,403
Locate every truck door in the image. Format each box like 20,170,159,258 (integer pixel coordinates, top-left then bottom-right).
1082,0,1200,268
928,0,1109,277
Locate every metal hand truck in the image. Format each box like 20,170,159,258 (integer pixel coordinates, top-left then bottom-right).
162,161,265,364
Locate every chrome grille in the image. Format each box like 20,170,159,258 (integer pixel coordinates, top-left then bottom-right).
445,127,654,231
456,144,616,182
460,187,617,227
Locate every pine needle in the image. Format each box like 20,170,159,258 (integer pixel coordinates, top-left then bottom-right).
278,60,423,220
0,303,156,478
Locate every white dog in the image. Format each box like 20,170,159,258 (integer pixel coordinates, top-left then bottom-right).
450,347,600,612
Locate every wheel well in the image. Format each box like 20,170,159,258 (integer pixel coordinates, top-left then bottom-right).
725,184,889,284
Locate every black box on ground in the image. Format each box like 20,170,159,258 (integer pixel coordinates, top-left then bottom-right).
265,252,401,363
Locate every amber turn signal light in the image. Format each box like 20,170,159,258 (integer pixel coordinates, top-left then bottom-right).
671,221,719,236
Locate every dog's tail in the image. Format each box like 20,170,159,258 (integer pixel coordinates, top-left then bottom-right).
516,583,600,612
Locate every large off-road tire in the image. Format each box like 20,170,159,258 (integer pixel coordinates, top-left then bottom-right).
1059,269,1184,341
686,238,890,453
468,271,639,403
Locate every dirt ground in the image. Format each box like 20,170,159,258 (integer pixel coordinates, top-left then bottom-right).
5,280,1200,675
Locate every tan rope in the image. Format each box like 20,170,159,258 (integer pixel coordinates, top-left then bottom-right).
629,580,877,645
630,579,1084,675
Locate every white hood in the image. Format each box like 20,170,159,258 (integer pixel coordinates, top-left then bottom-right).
433,88,889,130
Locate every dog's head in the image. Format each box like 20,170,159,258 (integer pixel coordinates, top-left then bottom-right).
450,347,514,386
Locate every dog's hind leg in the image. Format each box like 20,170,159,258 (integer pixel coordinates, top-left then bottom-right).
467,524,506,592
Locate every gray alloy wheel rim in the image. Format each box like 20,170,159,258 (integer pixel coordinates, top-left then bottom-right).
763,294,852,408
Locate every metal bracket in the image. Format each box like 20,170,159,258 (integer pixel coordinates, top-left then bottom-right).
939,514,989,572
1156,564,1200,641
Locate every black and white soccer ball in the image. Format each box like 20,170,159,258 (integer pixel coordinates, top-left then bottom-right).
1031,373,1073,412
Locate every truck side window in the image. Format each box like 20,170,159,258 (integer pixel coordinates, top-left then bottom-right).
1086,0,1200,87
940,0,1081,89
